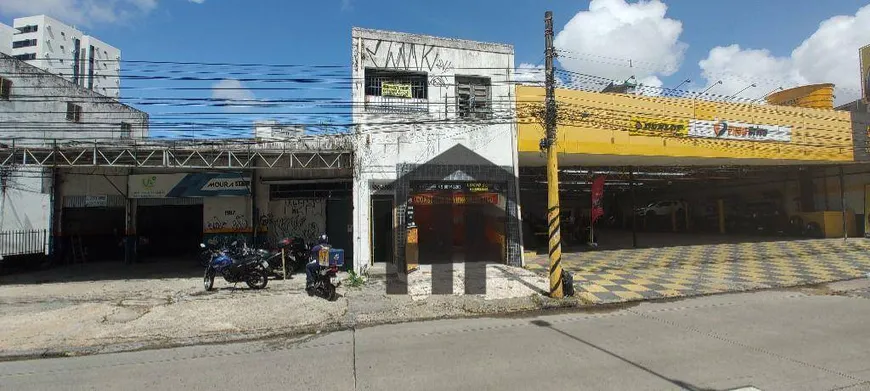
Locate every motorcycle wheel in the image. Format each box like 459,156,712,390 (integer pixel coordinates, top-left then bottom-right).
322,282,337,301
203,268,215,291
245,267,268,290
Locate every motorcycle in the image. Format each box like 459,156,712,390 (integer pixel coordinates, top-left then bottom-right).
260,237,310,278
201,242,270,291
308,244,342,301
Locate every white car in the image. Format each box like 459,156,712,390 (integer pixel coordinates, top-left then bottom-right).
637,200,685,217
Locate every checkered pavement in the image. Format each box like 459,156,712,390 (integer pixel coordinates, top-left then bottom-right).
525,238,870,304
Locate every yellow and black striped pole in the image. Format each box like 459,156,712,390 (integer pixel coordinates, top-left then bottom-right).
544,11,563,298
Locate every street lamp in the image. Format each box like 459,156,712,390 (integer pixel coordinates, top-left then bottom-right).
729,83,757,100
668,79,691,96
700,80,723,96
756,86,784,102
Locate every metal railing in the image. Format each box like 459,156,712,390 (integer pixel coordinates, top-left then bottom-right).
0,229,47,257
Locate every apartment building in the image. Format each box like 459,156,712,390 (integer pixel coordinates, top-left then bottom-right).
9,15,121,98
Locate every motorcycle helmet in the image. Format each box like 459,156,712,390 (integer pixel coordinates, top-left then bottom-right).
318,234,329,245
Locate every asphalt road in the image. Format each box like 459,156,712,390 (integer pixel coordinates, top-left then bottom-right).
3,284,870,391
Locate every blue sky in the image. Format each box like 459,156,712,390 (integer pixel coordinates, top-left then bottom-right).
2,0,869,138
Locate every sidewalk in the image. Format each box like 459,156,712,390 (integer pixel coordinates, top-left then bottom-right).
0,261,551,359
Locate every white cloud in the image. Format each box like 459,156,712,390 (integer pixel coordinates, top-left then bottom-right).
188,0,205,4
553,0,687,92
341,0,352,12
0,0,158,27
699,4,870,104
211,79,259,111
514,63,545,85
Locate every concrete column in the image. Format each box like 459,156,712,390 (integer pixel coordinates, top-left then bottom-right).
718,199,726,234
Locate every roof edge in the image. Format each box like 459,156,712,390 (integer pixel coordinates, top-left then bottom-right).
352,27,513,55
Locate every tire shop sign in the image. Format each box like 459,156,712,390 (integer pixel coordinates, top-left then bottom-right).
128,173,251,198
688,119,792,142
630,116,689,137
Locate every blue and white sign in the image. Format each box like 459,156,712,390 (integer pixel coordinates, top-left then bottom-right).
128,173,251,198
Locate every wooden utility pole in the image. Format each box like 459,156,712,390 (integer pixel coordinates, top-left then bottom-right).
544,11,563,298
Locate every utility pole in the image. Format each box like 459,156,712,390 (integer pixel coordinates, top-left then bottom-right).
544,11,563,298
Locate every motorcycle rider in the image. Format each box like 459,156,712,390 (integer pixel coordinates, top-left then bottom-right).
306,234,329,291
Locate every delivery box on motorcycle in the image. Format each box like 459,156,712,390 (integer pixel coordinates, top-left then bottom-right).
316,246,345,267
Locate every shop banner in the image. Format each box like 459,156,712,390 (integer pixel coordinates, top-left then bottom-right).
687,119,792,142
590,175,606,223
128,173,251,199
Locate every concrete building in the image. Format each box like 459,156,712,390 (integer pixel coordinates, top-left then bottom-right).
10,15,121,98
0,54,147,145
350,27,522,276
0,23,13,55
0,53,146,259
253,120,305,141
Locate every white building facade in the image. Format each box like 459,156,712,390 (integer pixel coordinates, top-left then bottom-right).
0,54,146,258
0,23,13,55
351,28,523,275
10,15,121,98
253,120,305,141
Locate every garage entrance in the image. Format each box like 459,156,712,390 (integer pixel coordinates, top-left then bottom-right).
60,195,126,263
136,201,203,261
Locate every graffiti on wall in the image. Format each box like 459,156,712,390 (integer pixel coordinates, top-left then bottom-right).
261,199,325,247
203,197,251,234
204,233,249,249
362,40,449,72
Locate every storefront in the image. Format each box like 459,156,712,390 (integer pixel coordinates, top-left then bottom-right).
406,181,507,268
127,172,252,261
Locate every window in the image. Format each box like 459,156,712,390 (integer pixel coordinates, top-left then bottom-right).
12,39,37,48
120,122,132,138
66,103,82,122
455,76,492,119
364,68,428,99
12,53,36,61
0,78,11,100
16,25,38,34
270,182,351,199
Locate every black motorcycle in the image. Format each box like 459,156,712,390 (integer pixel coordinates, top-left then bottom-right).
307,245,340,301
260,237,310,278
201,243,270,291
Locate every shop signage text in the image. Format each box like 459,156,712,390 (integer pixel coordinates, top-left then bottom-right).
84,195,107,207
411,181,505,193
687,119,792,142
381,82,413,98
411,193,499,205
128,173,251,199
630,116,689,136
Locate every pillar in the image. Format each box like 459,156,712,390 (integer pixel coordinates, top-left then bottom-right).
717,199,726,234
629,167,637,248
840,165,847,240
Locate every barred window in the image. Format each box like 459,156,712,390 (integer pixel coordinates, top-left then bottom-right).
364,68,428,99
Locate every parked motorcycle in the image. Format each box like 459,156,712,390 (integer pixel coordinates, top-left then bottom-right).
261,237,310,278
308,244,342,301
201,243,270,291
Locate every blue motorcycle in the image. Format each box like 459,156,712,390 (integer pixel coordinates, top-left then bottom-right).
200,242,270,291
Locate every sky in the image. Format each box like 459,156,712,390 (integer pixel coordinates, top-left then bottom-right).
1,0,869,139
